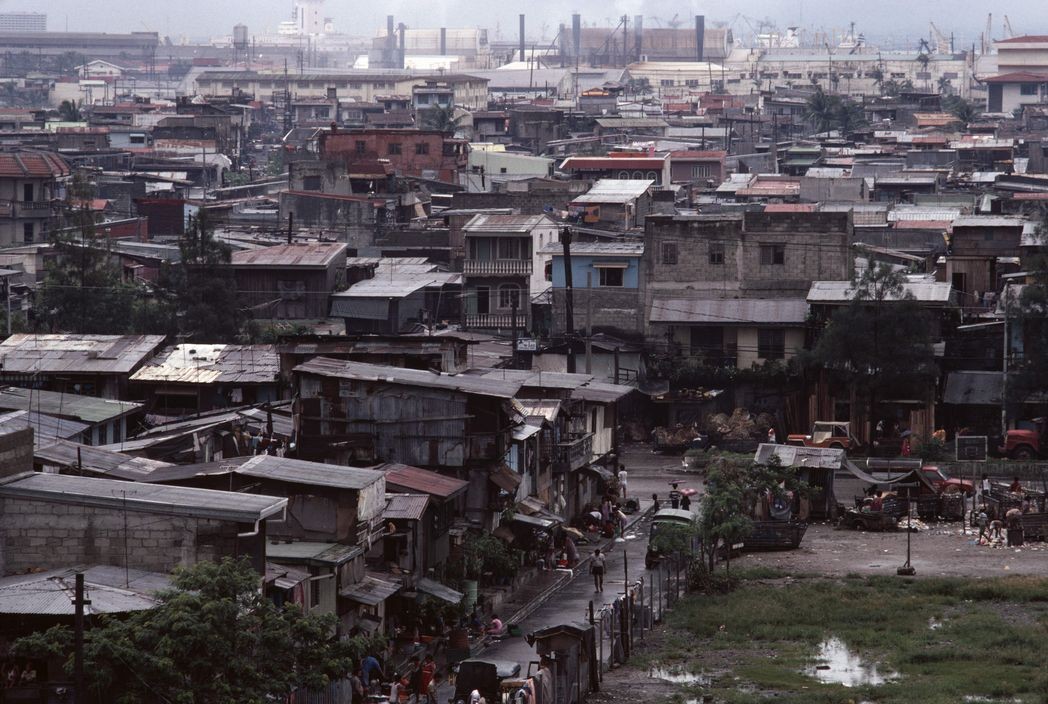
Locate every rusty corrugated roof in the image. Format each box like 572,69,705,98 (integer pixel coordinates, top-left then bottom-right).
230,242,347,268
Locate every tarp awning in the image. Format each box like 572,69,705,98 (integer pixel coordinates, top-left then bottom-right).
581,464,614,481
416,577,464,604
509,512,558,530
340,574,401,606
490,465,522,492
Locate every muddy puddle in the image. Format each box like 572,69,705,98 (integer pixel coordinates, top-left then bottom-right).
804,637,897,687
649,666,712,685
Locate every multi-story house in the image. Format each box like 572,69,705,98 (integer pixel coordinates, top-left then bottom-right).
643,211,853,367
0,151,69,247
319,128,468,183
461,214,558,331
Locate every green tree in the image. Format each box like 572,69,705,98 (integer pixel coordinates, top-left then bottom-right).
943,95,979,125
13,558,353,704
36,177,138,333
937,75,953,95
835,100,868,135
802,263,937,437
696,456,806,576
57,99,82,122
170,211,242,342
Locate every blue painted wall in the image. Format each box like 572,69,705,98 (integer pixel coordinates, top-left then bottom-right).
550,254,640,289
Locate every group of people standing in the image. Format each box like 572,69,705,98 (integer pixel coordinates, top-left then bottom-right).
350,653,441,704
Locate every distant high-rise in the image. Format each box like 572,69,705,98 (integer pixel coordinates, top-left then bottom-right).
0,12,46,33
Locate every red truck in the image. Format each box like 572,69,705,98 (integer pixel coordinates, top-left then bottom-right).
998,418,1046,460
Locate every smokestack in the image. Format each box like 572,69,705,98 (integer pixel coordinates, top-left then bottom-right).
386,15,395,66
519,14,526,62
572,13,581,60
695,15,705,62
397,23,406,69
634,14,643,61
559,23,566,66
440,27,447,56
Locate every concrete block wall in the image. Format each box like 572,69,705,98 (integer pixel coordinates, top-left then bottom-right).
550,287,644,336
0,498,240,576
0,427,33,479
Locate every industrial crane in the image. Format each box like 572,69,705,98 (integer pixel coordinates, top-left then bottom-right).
1003,15,1016,39
929,22,951,54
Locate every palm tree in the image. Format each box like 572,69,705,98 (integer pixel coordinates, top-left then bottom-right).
937,76,953,96
804,89,842,133
945,97,979,125
420,104,462,134
835,100,868,136
58,100,82,122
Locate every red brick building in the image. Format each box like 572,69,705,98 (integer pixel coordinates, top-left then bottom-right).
319,128,468,184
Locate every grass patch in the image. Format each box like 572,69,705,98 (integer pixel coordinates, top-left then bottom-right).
651,575,1048,704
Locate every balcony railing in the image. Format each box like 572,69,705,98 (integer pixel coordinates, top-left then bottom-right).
464,313,530,329
463,259,533,276
553,433,594,473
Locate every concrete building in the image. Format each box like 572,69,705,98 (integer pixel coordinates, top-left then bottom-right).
559,154,670,186
0,13,46,32
545,241,645,336
461,214,558,330
0,151,69,247
319,129,468,183
567,179,653,230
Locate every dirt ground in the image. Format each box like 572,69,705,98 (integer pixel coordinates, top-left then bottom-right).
743,521,1048,578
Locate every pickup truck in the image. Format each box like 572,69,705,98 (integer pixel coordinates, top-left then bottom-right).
998,418,1046,460
786,421,860,451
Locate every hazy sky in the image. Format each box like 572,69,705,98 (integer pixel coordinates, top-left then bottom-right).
11,0,1045,46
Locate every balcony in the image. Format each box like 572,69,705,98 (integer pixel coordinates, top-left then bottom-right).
463,259,533,276
553,433,594,473
464,313,530,329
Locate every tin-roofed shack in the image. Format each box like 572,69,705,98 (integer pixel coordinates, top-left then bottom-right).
0,334,166,399
130,343,281,416
275,334,471,380
230,242,347,320
293,357,522,468
0,472,286,576
0,386,141,446
379,462,469,571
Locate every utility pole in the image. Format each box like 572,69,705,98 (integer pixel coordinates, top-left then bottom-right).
74,572,90,701
561,227,575,372
585,271,593,374
287,212,294,245
511,295,519,363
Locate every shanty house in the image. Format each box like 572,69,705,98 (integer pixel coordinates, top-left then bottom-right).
380,462,469,571
129,343,281,416
0,386,141,446
567,179,653,230
230,242,347,320
0,334,166,399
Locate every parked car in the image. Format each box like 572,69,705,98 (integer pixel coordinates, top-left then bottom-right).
786,421,860,451
920,466,974,495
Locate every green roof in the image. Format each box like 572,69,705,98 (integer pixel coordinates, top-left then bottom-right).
0,386,141,424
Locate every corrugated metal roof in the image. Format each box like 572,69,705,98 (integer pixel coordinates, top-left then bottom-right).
572,179,654,204
806,280,954,304
943,371,1003,405
35,438,172,479
560,156,667,171
0,471,287,523
381,463,469,499
462,214,552,233
294,357,521,398
0,334,165,375
512,423,543,441
267,541,363,565
238,454,384,490
0,410,89,447
754,443,845,469
571,381,635,403
952,216,1026,228
416,577,464,604
130,344,279,385
340,574,401,606
0,387,139,424
539,241,643,256
517,399,561,421
383,492,430,521
595,117,668,128
649,297,808,324
0,566,169,615
230,242,347,268
333,272,459,299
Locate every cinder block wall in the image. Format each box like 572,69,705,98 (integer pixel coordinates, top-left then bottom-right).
0,499,239,576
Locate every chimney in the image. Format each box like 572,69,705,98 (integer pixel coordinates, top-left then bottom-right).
440,27,447,56
519,14,526,62
572,13,581,60
559,23,567,66
398,23,406,69
695,15,705,62
634,14,643,61
386,15,395,66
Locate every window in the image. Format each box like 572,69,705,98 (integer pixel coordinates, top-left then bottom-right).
598,267,624,287
22,222,33,243
415,142,430,155
760,244,785,266
709,243,724,265
691,164,712,178
1021,83,1039,96
660,79,674,87
661,241,678,265
498,283,521,309
544,260,553,281
387,142,402,155
758,328,786,360
22,183,33,202
355,140,366,154
302,175,322,191
497,238,525,259
685,79,699,87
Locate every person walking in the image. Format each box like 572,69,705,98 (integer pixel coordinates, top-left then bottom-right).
617,464,628,502
591,548,606,592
